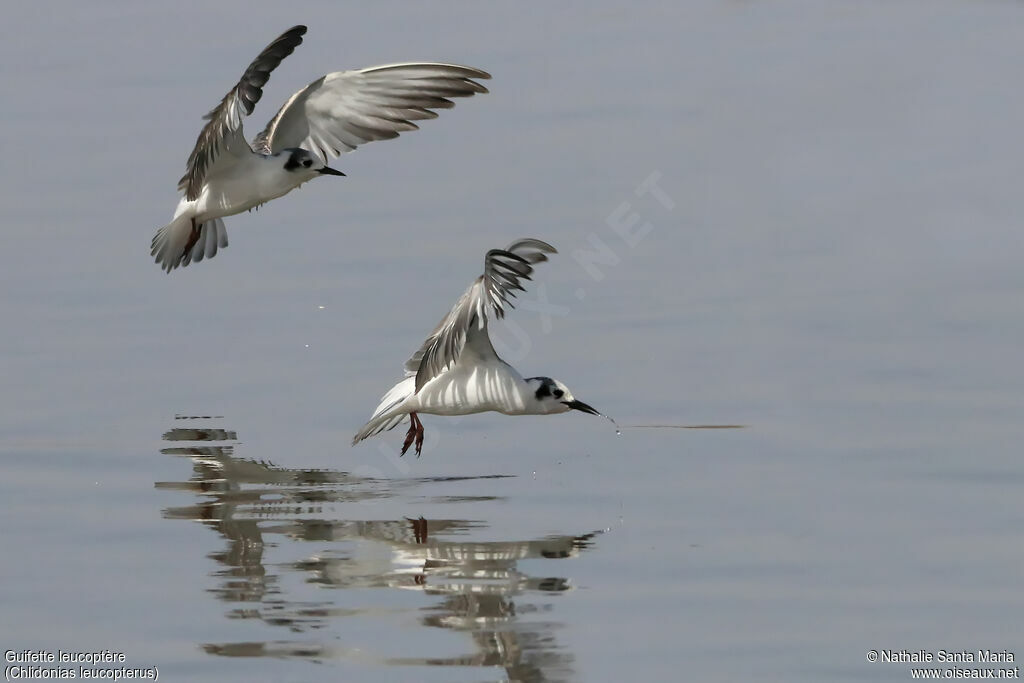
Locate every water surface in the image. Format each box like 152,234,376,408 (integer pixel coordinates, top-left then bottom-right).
2,2,1023,681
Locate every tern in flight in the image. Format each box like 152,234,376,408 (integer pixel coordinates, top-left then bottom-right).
353,239,609,456
151,25,490,272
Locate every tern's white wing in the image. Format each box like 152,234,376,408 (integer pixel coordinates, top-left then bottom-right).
405,239,557,392
251,63,490,161
177,25,307,200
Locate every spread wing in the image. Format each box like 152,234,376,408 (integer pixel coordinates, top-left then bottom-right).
405,239,557,392
177,25,307,200
250,63,490,161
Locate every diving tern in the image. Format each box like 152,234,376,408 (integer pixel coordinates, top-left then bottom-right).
353,239,610,456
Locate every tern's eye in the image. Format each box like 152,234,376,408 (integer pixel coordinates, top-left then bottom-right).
302,159,312,168
553,389,564,399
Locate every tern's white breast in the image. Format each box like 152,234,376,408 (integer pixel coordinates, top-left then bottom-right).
192,154,301,221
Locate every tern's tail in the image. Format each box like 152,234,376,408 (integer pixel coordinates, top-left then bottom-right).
151,216,229,273
352,377,416,446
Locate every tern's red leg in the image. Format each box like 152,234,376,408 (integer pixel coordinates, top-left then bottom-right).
413,413,425,457
400,413,418,456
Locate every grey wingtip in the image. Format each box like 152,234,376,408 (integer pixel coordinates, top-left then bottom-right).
276,25,308,42
464,66,492,80
504,238,558,258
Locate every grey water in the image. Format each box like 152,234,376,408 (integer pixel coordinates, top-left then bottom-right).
2,2,1023,681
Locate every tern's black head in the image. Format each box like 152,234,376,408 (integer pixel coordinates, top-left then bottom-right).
282,148,344,176
526,376,600,416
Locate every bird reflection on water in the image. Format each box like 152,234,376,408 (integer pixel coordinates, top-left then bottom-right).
155,418,600,681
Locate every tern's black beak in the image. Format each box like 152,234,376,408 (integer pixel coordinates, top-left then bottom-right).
318,166,345,176
564,400,601,416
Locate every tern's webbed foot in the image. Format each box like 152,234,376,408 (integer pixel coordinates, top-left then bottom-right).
414,420,424,458
399,413,425,457
400,417,417,457
399,413,426,457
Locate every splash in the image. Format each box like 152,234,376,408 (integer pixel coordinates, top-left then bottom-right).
599,412,621,435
